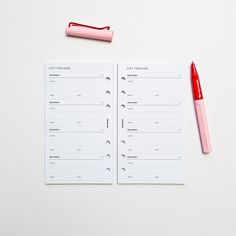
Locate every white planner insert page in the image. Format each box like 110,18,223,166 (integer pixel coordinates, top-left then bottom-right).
45,63,114,184
118,63,186,184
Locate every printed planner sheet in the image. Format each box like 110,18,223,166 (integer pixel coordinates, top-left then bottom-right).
45,63,114,184
118,63,185,184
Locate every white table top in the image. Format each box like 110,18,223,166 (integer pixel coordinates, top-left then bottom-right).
0,0,235,235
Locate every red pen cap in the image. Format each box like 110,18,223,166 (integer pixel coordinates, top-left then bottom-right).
191,62,203,100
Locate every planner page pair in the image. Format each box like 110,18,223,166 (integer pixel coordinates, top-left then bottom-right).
45,62,186,184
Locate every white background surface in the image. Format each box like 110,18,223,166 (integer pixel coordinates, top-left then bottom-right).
0,0,236,235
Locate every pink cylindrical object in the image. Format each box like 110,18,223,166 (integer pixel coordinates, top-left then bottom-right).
66,26,113,42
194,100,212,154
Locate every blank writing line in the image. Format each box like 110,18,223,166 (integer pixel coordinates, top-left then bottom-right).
49,76,103,79
49,104,103,106
127,76,180,79
124,158,181,160
127,131,182,133
49,158,103,160
49,131,104,133
126,104,181,106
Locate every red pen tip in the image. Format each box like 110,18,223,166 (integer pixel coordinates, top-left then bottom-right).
191,62,198,76
191,62,203,100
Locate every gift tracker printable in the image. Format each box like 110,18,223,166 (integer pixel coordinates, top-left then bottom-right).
45,62,186,184
45,63,114,184
117,63,185,184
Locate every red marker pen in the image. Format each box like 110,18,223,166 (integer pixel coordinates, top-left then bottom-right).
191,62,212,154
